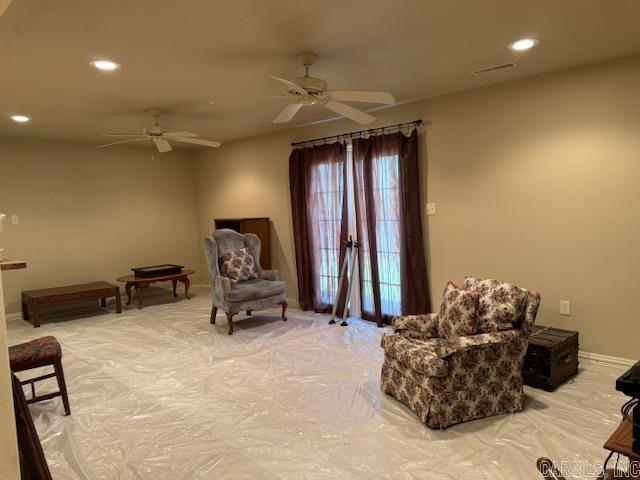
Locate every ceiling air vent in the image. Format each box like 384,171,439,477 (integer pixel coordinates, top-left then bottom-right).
471,63,517,75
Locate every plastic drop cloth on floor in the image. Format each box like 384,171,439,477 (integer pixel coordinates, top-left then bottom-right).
6,286,630,479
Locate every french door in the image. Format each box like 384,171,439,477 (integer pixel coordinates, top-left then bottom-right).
310,143,402,320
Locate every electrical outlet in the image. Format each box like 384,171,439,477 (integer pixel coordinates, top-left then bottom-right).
426,203,436,216
11,215,19,224
560,301,571,316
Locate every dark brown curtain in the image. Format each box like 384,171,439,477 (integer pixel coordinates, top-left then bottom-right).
352,129,429,324
289,142,348,313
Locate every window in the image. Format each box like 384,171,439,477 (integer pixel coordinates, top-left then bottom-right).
364,153,401,316
355,149,402,318
309,159,344,307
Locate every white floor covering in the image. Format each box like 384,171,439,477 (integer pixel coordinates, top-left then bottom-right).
6,286,631,480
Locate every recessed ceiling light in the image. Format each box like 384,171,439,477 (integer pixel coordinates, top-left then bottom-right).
509,38,539,51
10,114,30,123
90,60,121,71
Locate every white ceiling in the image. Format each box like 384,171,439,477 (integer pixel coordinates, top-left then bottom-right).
1,0,639,145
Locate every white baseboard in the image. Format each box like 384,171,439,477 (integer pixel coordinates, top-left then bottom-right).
5,312,22,322
579,350,636,368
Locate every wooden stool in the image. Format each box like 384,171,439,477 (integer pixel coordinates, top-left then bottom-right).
9,336,71,416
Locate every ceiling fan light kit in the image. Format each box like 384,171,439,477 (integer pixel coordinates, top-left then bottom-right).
97,109,221,153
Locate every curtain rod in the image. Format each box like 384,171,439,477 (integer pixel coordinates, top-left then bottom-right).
291,119,423,147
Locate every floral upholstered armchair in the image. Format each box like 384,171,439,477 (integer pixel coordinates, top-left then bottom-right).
381,277,541,429
204,228,287,335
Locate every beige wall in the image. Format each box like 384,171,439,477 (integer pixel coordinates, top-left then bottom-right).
0,272,19,480
194,54,640,359
0,138,203,312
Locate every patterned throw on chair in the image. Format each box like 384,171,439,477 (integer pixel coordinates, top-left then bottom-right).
380,277,541,429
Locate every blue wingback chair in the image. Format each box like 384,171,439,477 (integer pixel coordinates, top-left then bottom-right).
203,228,287,335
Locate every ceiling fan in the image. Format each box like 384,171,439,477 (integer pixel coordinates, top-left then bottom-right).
97,109,221,153
268,53,396,125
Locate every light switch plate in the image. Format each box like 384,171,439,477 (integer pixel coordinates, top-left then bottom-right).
11,215,19,224
560,301,571,316
426,203,436,216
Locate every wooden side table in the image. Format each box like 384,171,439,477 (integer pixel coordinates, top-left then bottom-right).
116,269,195,309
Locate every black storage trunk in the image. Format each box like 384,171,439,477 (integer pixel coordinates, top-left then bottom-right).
523,325,579,391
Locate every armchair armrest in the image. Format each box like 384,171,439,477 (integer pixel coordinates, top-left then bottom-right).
442,330,524,358
381,333,453,377
392,313,440,338
260,269,281,281
216,275,231,294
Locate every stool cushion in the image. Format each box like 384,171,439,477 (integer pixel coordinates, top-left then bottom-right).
9,336,62,372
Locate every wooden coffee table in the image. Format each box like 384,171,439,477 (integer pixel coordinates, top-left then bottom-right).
116,269,195,309
22,281,122,328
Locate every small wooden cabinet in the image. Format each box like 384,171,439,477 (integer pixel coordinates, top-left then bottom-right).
214,217,271,269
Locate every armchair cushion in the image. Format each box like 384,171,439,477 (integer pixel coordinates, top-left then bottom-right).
219,247,258,283
227,279,286,303
438,282,478,339
463,277,527,333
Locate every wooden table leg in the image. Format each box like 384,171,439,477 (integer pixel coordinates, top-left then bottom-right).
172,279,178,298
54,361,71,416
22,298,29,321
227,312,235,335
124,282,133,306
135,284,145,309
100,298,107,308
181,276,191,299
115,292,122,313
31,303,40,328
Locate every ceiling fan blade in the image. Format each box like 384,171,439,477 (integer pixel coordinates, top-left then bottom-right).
210,95,290,104
153,137,173,153
269,75,308,96
97,138,150,148
164,131,198,138
273,103,303,124
323,100,375,125
170,137,221,148
101,133,147,138
327,90,395,105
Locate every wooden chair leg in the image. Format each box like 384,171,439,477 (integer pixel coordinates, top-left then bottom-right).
280,301,288,321
53,361,71,416
227,312,235,335
210,306,218,324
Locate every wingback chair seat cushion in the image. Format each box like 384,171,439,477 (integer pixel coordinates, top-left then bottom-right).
381,282,541,429
227,279,286,303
